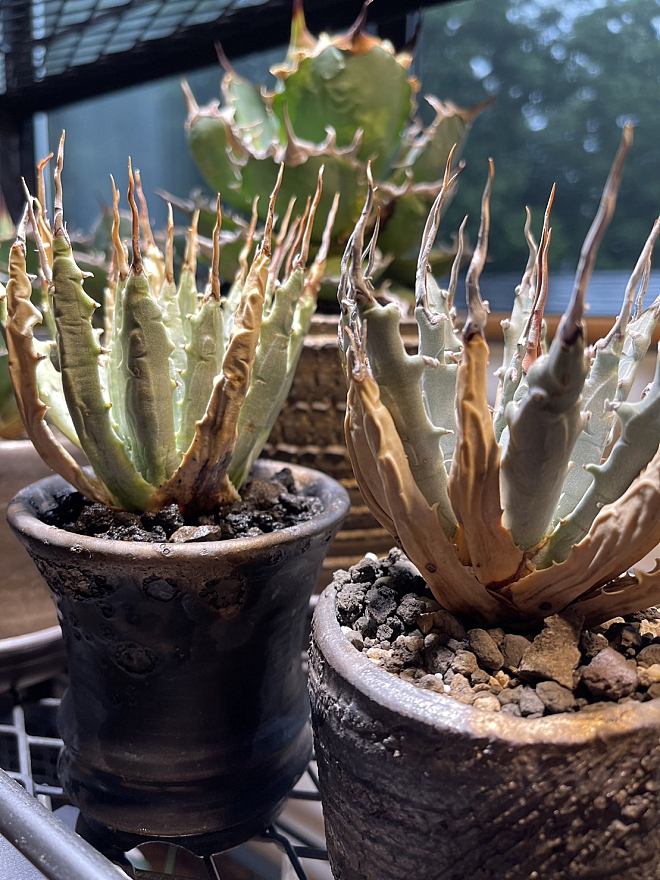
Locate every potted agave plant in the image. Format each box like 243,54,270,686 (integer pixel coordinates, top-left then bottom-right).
5,134,349,855
309,125,660,880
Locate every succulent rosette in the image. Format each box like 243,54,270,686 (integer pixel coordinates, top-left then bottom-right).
183,0,488,288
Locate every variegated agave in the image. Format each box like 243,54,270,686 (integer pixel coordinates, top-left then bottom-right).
183,0,487,287
339,125,660,629
3,133,337,516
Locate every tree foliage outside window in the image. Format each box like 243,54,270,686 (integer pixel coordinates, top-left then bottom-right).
418,0,660,273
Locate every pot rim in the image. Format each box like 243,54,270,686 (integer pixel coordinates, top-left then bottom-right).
313,584,660,746
7,459,350,564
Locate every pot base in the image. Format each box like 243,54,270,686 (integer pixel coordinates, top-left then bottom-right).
75,798,290,858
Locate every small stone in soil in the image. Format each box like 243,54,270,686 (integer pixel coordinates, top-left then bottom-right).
518,609,583,689
467,629,504,671
535,680,577,714
580,648,639,701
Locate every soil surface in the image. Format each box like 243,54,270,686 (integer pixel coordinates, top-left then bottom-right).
42,468,324,543
335,548,660,717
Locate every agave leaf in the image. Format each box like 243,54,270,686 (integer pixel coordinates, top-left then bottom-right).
223,197,259,347
49,141,155,511
107,177,130,440
404,97,490,184
350,174,456,538
414,159,463,461
555,217,660,522
447,159,524,586
611,289,660,414
272,44,414,178
501,125,633,551
505,443,660,619
542,350,660,565
241,152,361,242
500,319,588,551
119,167,178,488
155,169,282,512
5,212,105,502
220,52,282,154
229,265,304,487
449,332,525,586
177,198,225,457
344,378,397,536
33,339,79,446
176,297,224,458
183,83,249,213
575,566,660,629
177,211,200,336
159,205,187,427
346,345,506,624
0,286,24,440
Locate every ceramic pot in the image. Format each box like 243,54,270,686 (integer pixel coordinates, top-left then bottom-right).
309,583,660,880
7,461,349,855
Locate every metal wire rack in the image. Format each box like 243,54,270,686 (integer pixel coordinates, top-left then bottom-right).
0,679,331,880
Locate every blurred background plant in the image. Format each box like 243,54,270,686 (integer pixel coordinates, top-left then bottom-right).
180,0,488,300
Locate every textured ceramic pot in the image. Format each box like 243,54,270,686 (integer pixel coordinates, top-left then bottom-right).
8,461,349,855
309,584,660,880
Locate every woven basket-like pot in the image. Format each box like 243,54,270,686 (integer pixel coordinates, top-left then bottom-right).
310,582,660,880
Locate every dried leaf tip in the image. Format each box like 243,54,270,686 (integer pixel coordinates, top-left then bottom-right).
180,80,200,123
289,0,316,53
20,179,51,284
448,215,468,313
236,196,259,285
14,202,29,251
295,165,324,270
416,144,458,310
126,158,142,275
348,163,376,300
522,184,555,371
318,192,340,264
134,169,157,251
602,216,660,347
36,153,53,230
110,175,129,281
463,158,494,339
53,131,67,239
561,123,633,346
165,203,174,284
183,210,200,275
209,194,222,301
261,163,284,257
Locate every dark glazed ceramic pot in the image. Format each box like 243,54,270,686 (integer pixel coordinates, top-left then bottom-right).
7,461,349,855
309,584,660,880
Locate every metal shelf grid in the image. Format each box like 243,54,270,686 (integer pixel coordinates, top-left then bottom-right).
0,681,330,880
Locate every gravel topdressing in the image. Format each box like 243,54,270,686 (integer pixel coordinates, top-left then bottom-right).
334,548,660,717
41,468,324,543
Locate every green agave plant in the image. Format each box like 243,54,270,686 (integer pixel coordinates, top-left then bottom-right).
183,0,488,288
339,125,660,629
3,134,336,515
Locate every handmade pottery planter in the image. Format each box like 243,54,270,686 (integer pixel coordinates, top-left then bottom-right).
309,584,660,880
8,460,349,855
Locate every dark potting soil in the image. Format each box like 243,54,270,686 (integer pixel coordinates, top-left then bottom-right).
41,468,324,543
335,547,660,718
